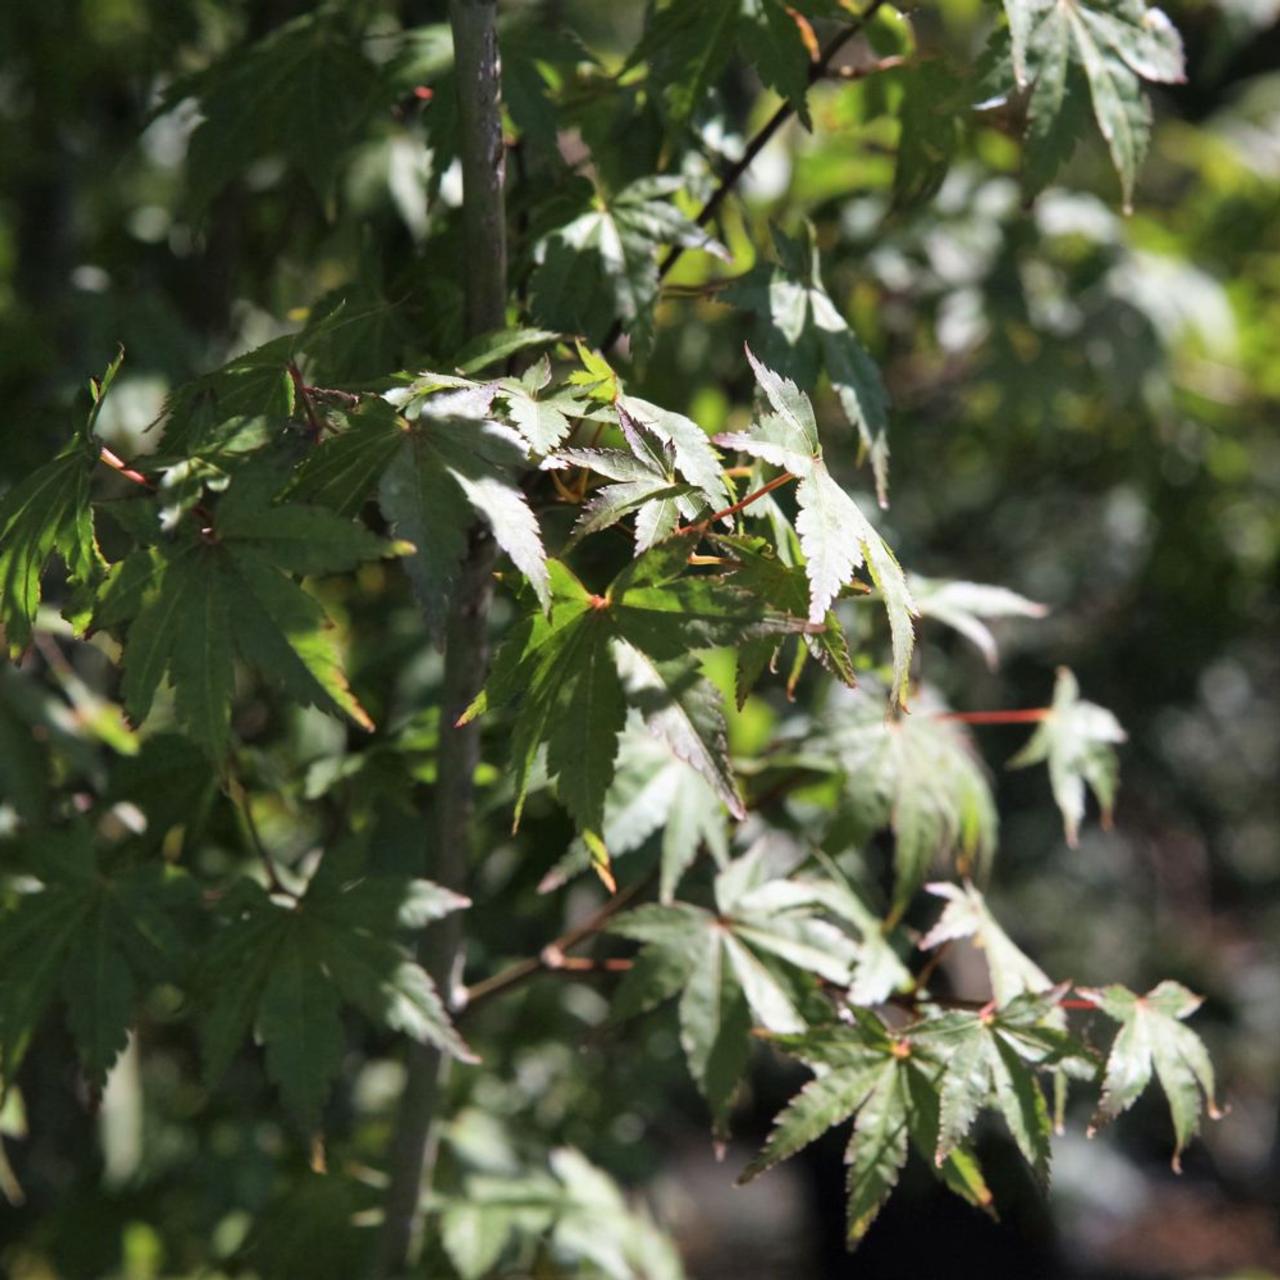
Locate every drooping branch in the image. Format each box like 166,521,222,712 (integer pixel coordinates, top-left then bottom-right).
375,1,507,1273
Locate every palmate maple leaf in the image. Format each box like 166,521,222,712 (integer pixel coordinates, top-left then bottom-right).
95,481,405,758
461,538,807,876
715,350,918,706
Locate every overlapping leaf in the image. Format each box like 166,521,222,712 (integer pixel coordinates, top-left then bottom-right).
530,176,729,355
743,1013,994,1244
198,871,471,1125
818,684,997,914
723,225,891,503
630,0,843,124
1080,980,1221,1169
539,726,729,902
1009,667,1126,846
998,0,1185,205
0,352,120,654
463,540,803,868
102,485,400,757
0,825,194,1085
909,575,1047,670
160,11,388,210
550,392,730,551
378,379,551,629
439,1148,686,1280
609,846,861,1133
920,882,1053,1008
912,988,1088,1184
716,533,857,703
716,351,917,704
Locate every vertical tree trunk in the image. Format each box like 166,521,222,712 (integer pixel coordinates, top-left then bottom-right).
374,2,506,1273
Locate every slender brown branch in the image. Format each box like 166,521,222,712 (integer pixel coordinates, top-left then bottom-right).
228,776,295,899
288,363,326,442
601,0,887,352
460,874,650,1012
821,53,909,81
937,708,1052,725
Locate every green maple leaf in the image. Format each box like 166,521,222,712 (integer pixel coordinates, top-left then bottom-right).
161,11,388,211
552,389,731,552
529,176,729,355
0,825,194,1085
538,726,730,902
913,989,1090,1185
818,684,997,916
610,846,862,1134
286,397,407,517
1080,981,1222,1170
496,356,585,454
0,351,121,654
630,0,844,125
1001,0,1185,207
463,540,803,865
920,882,1053,1008
716,350,917,705
107,485,401,757
712,533,856,705
909,575,1047,670
439,1148,686,1280
723,225,891,504
378,379,551,630
199,871,472,1126
1009,667,1126,846
742,1013,994,1244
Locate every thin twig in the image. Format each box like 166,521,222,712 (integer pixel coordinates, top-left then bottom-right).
602,0,888,352
228,775,295,899
821,53,909,81
288,363,327,442
460,874,651,1012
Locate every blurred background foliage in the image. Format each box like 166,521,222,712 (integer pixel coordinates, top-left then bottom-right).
0,0,1277,1276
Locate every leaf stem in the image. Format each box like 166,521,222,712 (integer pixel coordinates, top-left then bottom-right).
228,775,296,900
97,447,154,491
936,708,1052,725
685,471,796,532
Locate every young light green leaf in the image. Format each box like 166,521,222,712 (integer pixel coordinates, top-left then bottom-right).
1009,667,1126,846
909,575,1048,670
718,351,917,705
920,882,1053,1007
721,225,890,499
818,684,998,914
1002,0,1185,206
1080,980,1222,1170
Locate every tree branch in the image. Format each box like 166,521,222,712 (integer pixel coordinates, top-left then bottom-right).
460,875,649,1012
375,1,507,1273
602,0,888,351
